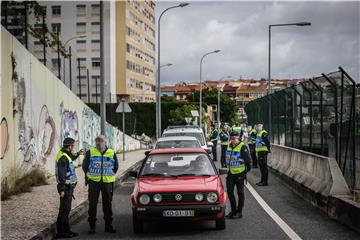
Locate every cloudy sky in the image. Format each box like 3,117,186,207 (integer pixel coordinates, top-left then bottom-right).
155,1,359,85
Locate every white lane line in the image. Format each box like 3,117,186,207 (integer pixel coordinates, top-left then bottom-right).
245,182,302,240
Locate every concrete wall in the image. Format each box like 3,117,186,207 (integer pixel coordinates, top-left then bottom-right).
0,27,141,191
268,144,350,197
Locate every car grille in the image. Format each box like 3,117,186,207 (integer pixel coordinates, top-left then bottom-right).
150,192,215,203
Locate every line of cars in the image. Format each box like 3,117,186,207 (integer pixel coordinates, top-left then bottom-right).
129,125,228,233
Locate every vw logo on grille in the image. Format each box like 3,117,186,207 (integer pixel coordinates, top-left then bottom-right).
175,194,182,201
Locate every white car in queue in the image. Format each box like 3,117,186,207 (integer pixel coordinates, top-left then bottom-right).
161,125,214,155
154,136,201,149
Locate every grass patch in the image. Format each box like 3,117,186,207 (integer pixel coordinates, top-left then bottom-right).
1,168,49,201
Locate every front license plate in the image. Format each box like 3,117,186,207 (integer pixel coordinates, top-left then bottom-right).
162,210,195,217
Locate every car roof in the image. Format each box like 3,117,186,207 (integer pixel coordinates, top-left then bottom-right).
157,136,199,142
149,148,207,155
163,128,203,134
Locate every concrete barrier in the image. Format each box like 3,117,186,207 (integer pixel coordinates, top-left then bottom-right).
268,144,350,197
268,144,360,233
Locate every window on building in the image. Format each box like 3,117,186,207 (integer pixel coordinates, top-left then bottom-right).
51,23,61,33
77,58,87,67
76,22,86,33
76,40,86,50
91,22,100,32
91,4,100,15
92,58,101,67
76,4,86,16
91,40,100,49
51,58,60,68
52,6,61,17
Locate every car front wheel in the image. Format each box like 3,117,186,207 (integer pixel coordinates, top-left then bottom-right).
133,212,144,233
216,217,226,230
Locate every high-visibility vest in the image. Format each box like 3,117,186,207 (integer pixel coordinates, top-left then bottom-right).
219,131,229,145
225,142,246,174
87,148,116,183
209,129,219,141
255,130,269,152
248,129,257,145
55,150,78,185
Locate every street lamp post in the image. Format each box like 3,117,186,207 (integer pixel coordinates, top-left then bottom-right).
268,22,311,141
156,3,189,139
63,35,87,85
157,63,173,137
199,50,221,129
217,75,231,127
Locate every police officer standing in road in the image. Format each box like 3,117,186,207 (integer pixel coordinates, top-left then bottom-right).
247,125,258,168
56,137,84,238
82,135,119,234
219,125,230,168
225,131,251,219
255,124,271,186
209,124,219,162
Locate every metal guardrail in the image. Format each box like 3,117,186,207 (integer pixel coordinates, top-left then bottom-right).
245,68,358,190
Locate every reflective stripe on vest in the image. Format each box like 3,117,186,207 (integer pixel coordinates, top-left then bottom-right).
225,142,246,174
248,130,257,144
255,130,268,152
55,150,78,185
87,148,116,183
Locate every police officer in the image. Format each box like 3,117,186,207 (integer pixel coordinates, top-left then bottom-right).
209,124,219,161
225,131,251,219
56,137,84,238
232,123,243,139
255,124,271,186
247,125,258,168
219,125,230,168
82,135,119,234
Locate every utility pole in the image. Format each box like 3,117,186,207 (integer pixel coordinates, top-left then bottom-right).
100,0,106,134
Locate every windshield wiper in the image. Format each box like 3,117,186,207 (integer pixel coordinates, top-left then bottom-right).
169,174,196,177
141,173,166,177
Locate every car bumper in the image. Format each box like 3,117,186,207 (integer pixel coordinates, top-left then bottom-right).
133,204,225,221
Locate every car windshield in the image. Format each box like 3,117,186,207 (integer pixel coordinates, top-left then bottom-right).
140,153,216,177
155,140,201,149
163,132,205,146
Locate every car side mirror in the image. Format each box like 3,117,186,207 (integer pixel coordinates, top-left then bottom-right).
144,150,151,156
207,142,214,147
218,168,228,175
129,171,138,178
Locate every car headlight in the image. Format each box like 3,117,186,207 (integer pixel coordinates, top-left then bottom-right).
195,193,204,202
139,194,150,205
153,193,162,203
207,192,218,203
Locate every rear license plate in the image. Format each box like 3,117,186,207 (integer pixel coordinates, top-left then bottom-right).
162,210,195,217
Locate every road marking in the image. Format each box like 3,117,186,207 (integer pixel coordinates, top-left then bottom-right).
245,182,302,240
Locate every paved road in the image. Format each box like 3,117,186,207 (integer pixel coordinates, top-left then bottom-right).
71,147,360,240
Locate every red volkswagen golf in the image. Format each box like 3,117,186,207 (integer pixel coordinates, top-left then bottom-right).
130,148,228,233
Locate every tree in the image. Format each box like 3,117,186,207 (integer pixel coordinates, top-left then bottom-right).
187,88,239,124
169,104,198,125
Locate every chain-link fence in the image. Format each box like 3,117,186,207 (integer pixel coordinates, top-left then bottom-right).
245,68,359,190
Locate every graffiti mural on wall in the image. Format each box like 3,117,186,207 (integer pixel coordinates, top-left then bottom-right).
12,57,56,173
0,118,9,159
59,102,79,147
82,107,101,150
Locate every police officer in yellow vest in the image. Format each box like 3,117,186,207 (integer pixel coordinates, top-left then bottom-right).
56,137,84,238
225,131,251,219
255,124,271,186
219,125,230,168
82,135,119,234
247,125,258,168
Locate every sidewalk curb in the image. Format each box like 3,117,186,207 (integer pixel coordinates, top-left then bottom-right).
30,158,144,240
